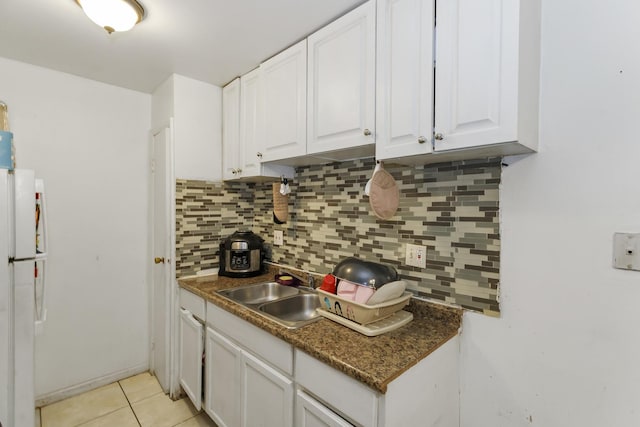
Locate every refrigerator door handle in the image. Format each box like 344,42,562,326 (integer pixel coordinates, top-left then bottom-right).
35,179,47,257
34,179,48,334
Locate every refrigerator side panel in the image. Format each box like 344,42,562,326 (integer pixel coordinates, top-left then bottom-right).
0,169,12,427
13,260,34,427
13,169,35,260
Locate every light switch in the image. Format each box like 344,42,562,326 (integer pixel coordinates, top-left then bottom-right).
613,233,640,271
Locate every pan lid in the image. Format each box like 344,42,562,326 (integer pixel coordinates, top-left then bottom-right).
332,257,398,289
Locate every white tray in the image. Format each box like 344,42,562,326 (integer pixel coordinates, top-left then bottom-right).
318,309,413,336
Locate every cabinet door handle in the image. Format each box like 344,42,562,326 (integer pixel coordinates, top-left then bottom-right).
363,128,372,136
154,257,165,264
434,133,444,141
232,168,238,175
418,136,427,144
257,152,263,159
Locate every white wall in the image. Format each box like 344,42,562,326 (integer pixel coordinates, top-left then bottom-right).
151,76,174,132
460,1,640,426
174,75,222,182
0,57,151,398
151,74,222,182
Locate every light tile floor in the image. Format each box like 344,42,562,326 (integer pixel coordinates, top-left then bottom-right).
38,372,217,427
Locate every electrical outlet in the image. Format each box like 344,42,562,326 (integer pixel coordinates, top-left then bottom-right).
274,230,284,246
405,243,427,268
613,232,640,271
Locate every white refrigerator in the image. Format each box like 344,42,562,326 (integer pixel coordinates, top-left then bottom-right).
0,169,48,427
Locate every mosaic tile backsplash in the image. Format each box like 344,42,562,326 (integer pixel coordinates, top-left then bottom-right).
176,157,501,316
175,180,254,275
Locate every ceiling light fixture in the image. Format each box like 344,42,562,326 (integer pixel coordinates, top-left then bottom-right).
75,0,145,34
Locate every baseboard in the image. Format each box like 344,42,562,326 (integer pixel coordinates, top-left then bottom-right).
35,363,149,407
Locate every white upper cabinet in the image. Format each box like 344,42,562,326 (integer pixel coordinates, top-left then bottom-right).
222,73,295,181
239,68,263,177
433,0,540,153
307,0,376,156
222,78,241,180
222,0,540,168
376,0,434,160
260,40,307,162
240,68,264,176
152,74,222,181
376,0,540,163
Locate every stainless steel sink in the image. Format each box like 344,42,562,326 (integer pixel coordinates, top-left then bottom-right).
217,282,321,329
258,294,321,328
218,281,299,305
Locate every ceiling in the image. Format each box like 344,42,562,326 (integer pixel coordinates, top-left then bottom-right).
0,0,365,93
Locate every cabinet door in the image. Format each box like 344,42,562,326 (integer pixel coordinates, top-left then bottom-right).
376,0,434,160
260,40,308,162
242,351,294,427
205,328,242,427
240,68,263,177
307,0,375,155
179,309,203,411
434,0,519,151
222,78,241,180
296,390,353,427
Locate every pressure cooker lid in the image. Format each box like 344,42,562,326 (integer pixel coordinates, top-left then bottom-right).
223,230,264,249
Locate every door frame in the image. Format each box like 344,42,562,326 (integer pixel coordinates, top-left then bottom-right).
149,119,179,397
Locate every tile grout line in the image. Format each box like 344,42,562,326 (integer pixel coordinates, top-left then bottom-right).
72,406,131,427
117,381,143,427
41,389,131,427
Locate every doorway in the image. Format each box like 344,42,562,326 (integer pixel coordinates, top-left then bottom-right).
150,126,175,393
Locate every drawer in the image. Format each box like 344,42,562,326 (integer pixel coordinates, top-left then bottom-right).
295,349,379,427
179,288,206,320
207,302,293,376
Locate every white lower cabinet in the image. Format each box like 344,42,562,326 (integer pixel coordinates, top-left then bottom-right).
205,303,295,427
296,390,353,427
191,299,458,427
242,351,294,427
204,327,294,427
205,327,242,427
178,309,204,411
178,289,206,410
295,335,460,427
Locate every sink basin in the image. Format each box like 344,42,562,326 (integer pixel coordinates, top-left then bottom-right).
258,294,321,328
218,281,299,305
217,282,320,329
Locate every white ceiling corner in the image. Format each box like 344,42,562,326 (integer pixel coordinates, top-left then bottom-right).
0,0,366,93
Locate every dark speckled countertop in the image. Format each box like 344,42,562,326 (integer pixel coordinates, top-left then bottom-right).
178,267,462,394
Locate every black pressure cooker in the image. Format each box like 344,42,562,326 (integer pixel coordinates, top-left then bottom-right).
219,230,265,278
